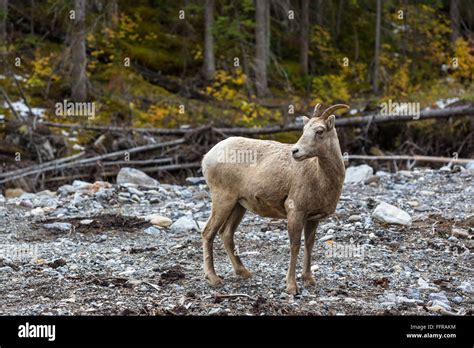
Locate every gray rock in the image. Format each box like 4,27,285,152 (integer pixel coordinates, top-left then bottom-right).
429,292,448,302
457,281,472,293
0,266,14,273
431,299,451,311
348,214,362,222
208,307,224,315
452,296,463,304
406,288,420,300
144,226,162,236
43,222,73,233
117,167,159,188
453,296,464,303
170,215,199,233
186,177,206,185
344,164,374,184
128,187,145,196
57,184,76,196
397,296,418,307
372,202,412,226
466,160,474,171
95,188,114,202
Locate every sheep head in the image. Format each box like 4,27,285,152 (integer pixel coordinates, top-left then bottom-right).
291,103,349,161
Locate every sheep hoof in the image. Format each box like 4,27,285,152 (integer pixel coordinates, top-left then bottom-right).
303,275,316,287
236,268,252,279
286,283,299,295
207,275,224,287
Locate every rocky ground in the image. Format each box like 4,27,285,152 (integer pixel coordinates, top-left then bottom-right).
0,164,472,316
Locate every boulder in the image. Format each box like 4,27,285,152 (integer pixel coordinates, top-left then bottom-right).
170,215,199,233
117,167,159,188
372,202,412,226
344,165,373,183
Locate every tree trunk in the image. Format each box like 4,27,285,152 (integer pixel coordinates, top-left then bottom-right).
203,0,215,80
450,0,460,43
71,0,88,102
255,0,268,97
300,0,309,76
0,0,7,58
265,0,271,65
373,0,381,94
316,0,323,26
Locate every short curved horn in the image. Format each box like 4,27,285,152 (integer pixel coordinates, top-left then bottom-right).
312,103,322,118
320,104,350,120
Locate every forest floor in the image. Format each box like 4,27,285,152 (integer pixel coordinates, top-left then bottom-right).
0,166,472,316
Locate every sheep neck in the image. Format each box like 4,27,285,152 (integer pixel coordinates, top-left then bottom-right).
307,136,345,185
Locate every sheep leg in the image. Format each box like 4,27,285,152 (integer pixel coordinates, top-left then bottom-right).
286,211,305,295
220,203,251,279
202,197,237,287
302,220,319,287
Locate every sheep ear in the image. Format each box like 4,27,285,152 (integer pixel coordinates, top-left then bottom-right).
326,115,336,130
303,116,310,125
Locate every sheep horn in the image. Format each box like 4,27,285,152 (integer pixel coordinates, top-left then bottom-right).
319,104,350,120
312,103,322,118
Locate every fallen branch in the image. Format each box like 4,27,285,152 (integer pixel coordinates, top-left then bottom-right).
40,105,474,135
214,293,257,301
0,151,86,178
0,139,185,184
347,154,471,164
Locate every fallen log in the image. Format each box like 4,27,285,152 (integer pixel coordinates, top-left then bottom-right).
41,105,474,135
347,154,472,164
0,139,185,184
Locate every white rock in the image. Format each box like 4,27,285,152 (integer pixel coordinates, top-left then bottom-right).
348,214,362,222
80,219,94,225
72,180,92,190
0,194,5,204
170,215,199,233
375,170,389,177
31,207,45,216
344,164,374,183
372,202,412,226
457,281,472,293
318,235,334,242
117,167,159,188
466,160,474,171
145,214,172,228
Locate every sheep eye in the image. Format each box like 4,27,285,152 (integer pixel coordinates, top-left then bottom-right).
315,129,324,136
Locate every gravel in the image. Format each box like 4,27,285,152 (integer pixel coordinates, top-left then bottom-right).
0,167,472,316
